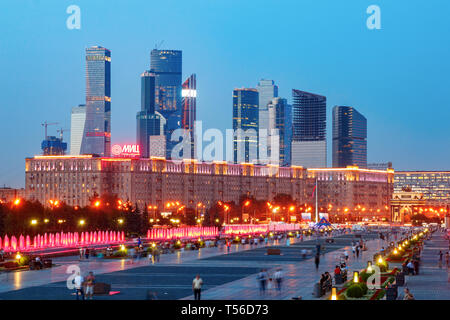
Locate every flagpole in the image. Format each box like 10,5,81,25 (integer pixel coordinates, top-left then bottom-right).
315,177,319,223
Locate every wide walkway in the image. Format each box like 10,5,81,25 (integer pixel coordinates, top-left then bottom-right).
0,235,308,296
181,233,384,300
403,230,450,300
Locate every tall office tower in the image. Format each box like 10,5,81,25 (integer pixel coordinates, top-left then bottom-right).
332,106,367,168
257,80,277,164
291,89,327,168
81,46,111,156
233,88,259,163
70,104,86,155
150,49,182,159
181,74,197,159
284,103,293,166
256,79,278,110
136,71,161,158
261,97,288,165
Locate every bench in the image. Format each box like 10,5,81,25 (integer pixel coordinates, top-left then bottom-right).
267,248,281,255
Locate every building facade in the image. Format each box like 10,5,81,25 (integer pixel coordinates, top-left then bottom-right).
181,74,197,159
232,88,259,163
136,70,161,158
150,49,182,159
291,89,327,168
309,167,394,220
25,156,394,220
332,106,367,168
70,104,86,155
394,171,450,205
81,46,111,157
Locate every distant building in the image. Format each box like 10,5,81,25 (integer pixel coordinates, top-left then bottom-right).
291,89,327,168
149,135,166,158
232,88,259,163
368,162,393,170
25,156,393,216
181,74,197,159
0,187,26,203
150,49,182,159
257,79,278,111
284,103,293,166
136,70,161,158
70,104,86,155
81,46,111,156
41,136,67,155
260,97,289,166
332,106,367,168
394,171,450,204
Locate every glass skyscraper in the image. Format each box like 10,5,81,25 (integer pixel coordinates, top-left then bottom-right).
136,70,161,158
233,88,259,163
70,104,86,155
150,49,182,159
81,46,111,156
291,89,327,168
181,74,197,159
332,106,367,168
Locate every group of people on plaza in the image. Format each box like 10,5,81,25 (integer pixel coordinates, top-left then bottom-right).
73,271,96,300
257,268,284,296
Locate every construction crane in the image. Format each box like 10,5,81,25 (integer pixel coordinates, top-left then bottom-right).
41,121,59,140
155,40,164,50
57,128,70,141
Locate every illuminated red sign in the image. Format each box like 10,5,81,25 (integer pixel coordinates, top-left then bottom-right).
111,144,140,157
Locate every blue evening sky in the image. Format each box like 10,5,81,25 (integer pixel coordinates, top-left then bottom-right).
1,0,449,188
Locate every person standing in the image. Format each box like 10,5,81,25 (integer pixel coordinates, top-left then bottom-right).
192,274,203,300
79,247,83,260
74,271,85,300
257,269,268,295
356,245,360,258
85,272,95,300
154,247,160,262
314,254,320,271
85,248,90,260
274,268,283,292
226,239,231,253
439,250,443,268
403,288,415,300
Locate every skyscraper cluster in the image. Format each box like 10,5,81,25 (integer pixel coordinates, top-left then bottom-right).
233,83,368,169
69,45,367,169
70,46,196,160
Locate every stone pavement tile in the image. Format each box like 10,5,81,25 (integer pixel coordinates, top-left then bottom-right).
181,234,385,300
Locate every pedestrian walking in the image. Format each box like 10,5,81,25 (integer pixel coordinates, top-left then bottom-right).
257,269,268,295
154,247,160,262
314,254,320,271
85,272,95,300
344,250,349,261
439,250,443,268
192,274,203,300
226,239,231,253
356,245,360,258
85,248,90,260
274,268,283,292
79,247,83,260
74,271,85,300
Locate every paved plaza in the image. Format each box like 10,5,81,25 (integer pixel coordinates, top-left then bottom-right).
0,232,387,300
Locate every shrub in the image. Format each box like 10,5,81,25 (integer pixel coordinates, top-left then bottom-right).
113,250,127,257
360,270,375,283
173,242,181,249
18,255,31,267
376,260,389,272
346,283,364,298
358,282,368,295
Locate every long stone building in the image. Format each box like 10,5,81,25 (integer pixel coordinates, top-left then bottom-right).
25,155,394,218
